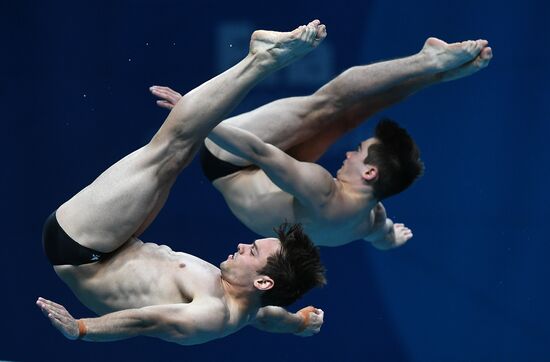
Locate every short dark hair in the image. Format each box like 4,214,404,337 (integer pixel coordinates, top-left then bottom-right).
257,223,326,307
364,119,424,200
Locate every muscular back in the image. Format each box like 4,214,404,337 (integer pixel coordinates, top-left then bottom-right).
213,169,377,246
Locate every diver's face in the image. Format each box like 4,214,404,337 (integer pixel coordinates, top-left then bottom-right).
337,138,378,178
221,238,281,285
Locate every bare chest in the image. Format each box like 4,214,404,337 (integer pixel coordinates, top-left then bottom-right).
58,239,222,314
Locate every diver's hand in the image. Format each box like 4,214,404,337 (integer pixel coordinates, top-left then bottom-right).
372,222,413,250
294,306,324,337
36,297,79,340
149,85,182,110
386,223,413,248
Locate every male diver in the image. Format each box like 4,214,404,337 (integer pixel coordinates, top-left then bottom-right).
150,37,493,249
37,21,327,345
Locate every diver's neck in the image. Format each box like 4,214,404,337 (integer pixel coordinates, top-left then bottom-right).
336,177,378,209
220,276,261,322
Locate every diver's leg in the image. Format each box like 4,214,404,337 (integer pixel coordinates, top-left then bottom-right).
286,46,493,161
55,20,327,252
210,38,491,164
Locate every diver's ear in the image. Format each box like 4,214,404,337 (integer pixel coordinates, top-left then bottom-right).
253,276,275,291
363,164,378,181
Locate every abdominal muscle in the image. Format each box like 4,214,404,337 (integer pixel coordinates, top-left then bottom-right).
215,171,376,246
54,238,222,316
214,170,299,236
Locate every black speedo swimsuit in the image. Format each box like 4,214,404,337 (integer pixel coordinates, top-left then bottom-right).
199,143,257,182
42,211,111,266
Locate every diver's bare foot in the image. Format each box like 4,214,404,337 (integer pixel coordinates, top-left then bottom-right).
421,37,487,73
249,19,327,70
440,46,493,82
